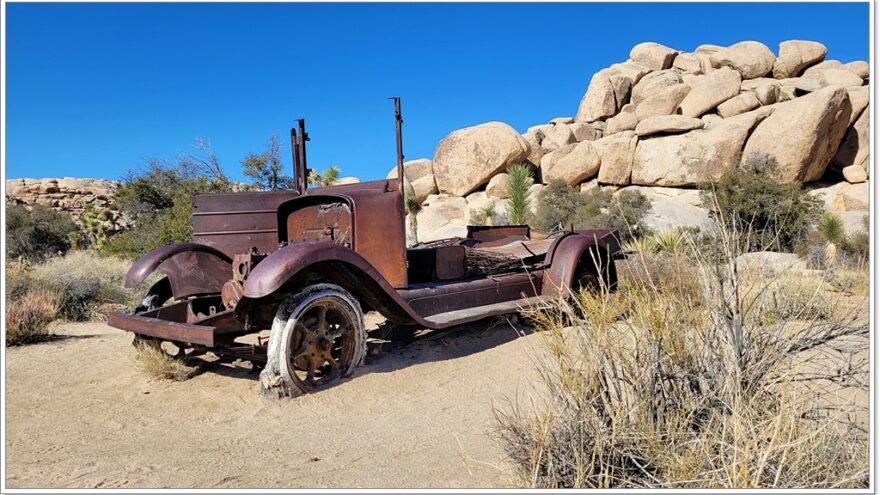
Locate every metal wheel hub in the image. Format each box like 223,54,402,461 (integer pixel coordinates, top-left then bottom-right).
288,300,353,389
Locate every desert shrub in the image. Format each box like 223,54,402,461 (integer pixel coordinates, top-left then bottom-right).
133,340,200,381
533,180,651,241
702,155,822,252
103,157,234,259
496,196,868,488
506,163,533,226
533,180,586,233
743,273,834,325
797,213,869,269
5,291,60,346
9,252,142,322
241,133,295,191
469,200,498,226
5,203,78,261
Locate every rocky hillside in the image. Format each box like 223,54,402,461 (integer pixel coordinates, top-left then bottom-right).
6,40,869,244
390,40,869,242
5,177,131,233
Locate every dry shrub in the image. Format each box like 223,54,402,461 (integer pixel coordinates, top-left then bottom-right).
495,211,868,488
8,251,142,322
133,340,199,381
5,291,61,346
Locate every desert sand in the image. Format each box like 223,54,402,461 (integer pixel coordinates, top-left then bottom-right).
5,317,538,489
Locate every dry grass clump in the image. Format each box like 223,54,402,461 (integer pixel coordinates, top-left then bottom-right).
133,339,199,381
6,251,146,346
742,272,834,325
5,291,61,346
7,251,142,323
495,217,868,488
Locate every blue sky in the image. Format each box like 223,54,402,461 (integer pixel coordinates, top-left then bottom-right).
5,2,870,182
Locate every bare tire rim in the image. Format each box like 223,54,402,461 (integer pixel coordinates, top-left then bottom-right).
286,297,358,391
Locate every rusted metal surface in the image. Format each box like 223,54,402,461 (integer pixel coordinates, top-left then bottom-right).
275,182,408,288
193,191,299,256
466,225,530,243
391,96,405,194
124,243,231,288
541,232,619,297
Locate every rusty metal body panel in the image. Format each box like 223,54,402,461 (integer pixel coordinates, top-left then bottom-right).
541,231,620,297
124,243,232,299
192,190,300,256
276,179,408,288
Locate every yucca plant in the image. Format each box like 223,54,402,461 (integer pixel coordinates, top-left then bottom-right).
650,228,690,254
404,191,422,244
506,163,533,226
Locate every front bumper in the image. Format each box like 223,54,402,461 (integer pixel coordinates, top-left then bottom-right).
108,297,247,347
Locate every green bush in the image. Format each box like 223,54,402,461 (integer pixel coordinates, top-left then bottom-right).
5,203,79,261
103,160,233,259
533,180,651,241
703,154,822,252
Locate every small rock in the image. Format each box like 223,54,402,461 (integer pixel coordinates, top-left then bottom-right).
634,115,704,137
630,42,678,70
842,60,869,79
710,41,776,79
678,67,742,118
842,165,867,184
540,141,601,186
604,112,638,135
772,40,827,79
631,70,683,106
716,92,760,118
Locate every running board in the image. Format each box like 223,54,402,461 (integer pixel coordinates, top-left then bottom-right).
422,295,554,328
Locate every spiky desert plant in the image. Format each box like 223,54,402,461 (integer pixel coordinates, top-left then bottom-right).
651,228,690,254
470,200,498,226
404,191,422,244
506,163,533,226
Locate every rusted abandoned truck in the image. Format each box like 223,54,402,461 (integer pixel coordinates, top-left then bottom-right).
109,99,622,398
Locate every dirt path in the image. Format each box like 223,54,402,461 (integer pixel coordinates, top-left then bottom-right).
5,318,540,489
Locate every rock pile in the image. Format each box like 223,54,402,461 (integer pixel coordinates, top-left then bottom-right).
5,178,131,233
396,39,869,242
5,40,869,246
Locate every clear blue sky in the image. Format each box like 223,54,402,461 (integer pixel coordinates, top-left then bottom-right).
5,2,870,182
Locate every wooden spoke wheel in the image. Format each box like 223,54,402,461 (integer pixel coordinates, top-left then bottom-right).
260,284,367,398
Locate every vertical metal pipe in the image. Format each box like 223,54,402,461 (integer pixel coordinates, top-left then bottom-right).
290,127,303,195
296,119,309,194
390,97,405,193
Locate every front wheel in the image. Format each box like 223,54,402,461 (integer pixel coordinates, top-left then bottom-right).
259,284,367,399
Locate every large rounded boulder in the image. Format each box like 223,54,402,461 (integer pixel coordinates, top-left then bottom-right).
742,86,852,182
433,122,530,196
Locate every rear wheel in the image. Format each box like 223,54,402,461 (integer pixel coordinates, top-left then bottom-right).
574,249,617,293
259,284,367,399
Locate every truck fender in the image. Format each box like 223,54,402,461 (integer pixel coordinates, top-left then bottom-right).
239,242,424,326
125,243,232,299
542,233,618,297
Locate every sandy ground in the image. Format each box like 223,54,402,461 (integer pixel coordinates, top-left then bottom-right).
5,317,540,489
5,276,869,489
